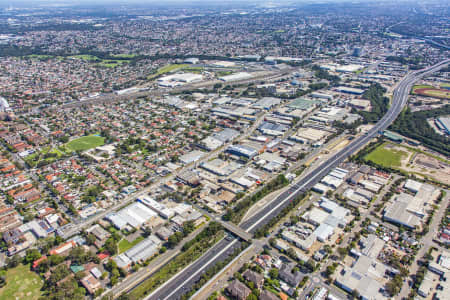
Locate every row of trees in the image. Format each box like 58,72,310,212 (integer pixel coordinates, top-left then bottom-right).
222,174,289,224
358,83,389,123
254,192,307,238
389,105,450,157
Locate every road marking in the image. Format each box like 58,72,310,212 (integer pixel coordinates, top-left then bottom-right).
145,240,237,300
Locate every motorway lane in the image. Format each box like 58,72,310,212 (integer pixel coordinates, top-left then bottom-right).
131,59,449,300
145,238,242,300
241,59,450,233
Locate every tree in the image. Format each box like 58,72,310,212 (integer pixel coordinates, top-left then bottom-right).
182,220,196,236
269,268,279,279
85,233,96,246
337,247,348,258
6,255,21,269
105,238,117,255
287,248,297,260
24,248,41,264
247,293,258,300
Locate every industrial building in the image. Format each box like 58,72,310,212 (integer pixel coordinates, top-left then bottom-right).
348,99,371,111
435,116,450,134
158,73,203,87
258,121,289,136
106,201,157,230
138,195,174,219
179,150,206,165
124,235,161,263
335,254,389,300
226,144,259,159
383,197,421,229
219,72,252,82
335,86,365,95
252,97,281,110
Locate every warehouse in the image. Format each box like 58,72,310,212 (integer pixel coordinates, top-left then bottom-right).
113,253,132,269
359,180,382,193
138,196,174,219
219,72,252,82
200,136,224,150
158,73,203,84
383,199,421,229
304,207,329,226
348,99,371,110
212,128,240,143
321,175,344,189
281,230,315,251
335,86,365,95
252,97,281,110
314,223,334,242
124,235,161,263
343,188,369,206
435,116,450,134
258,121,289,136
106,212,128,230
335,255,388,300
226,144,258,159
292,127,328,143
310,92,333,100
115,202,158,229
179,150,206,165
200,158,242,176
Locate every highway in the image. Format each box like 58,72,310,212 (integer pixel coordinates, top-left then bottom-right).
140,58,449,300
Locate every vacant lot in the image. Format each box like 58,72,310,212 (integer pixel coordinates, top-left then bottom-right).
0,264,43,300
66,135,105,152
365,142,450,184
365,143,408,168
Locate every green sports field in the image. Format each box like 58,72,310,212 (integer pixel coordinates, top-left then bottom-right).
0,264,43,300
65,135,105,152
364,143,408,168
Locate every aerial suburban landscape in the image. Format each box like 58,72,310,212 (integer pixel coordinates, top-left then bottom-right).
0,0,448,300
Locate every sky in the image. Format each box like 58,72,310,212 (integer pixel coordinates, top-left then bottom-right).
0,0,300,7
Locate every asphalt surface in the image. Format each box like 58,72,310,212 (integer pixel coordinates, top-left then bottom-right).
144,238,242,300
139,59,450,300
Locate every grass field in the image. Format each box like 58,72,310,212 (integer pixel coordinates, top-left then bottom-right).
70,54,100,61
147,64,189,80
412,85,450,99
65,135,105,152
412,84,434,92
111,54,138,58
0,264,43,300
364,143,408,168
415,88,450,99
69,55,129,68
96,60,128,68
118,236,145,253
